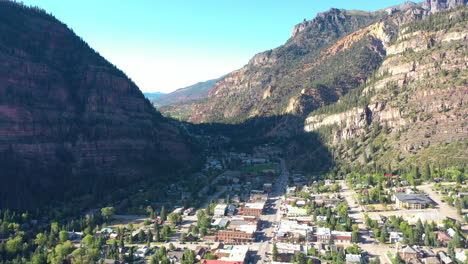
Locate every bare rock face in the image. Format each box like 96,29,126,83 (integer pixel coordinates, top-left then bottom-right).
304,6,467,166
423,0,467,13
0,2,195,208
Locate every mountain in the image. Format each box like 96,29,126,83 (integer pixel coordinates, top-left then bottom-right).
0,1,196,209
152,77,222,106
304,4,467,171
162,8,389,123
144,91,166,99
159,0,466,173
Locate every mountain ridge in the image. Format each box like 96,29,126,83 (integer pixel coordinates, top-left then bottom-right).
0,1,197,209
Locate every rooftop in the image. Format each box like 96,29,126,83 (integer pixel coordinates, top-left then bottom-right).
245,202,265,209
218,245,249,262
394,193,433,204
316,227,331,236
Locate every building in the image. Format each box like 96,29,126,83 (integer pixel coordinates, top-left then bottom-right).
407,212,446,225
216,230,255,243
286,205,307,216
316,228,331,243
390,232,404,243
393,194,433,209
214,204,228,217
276,243,307,254
434,231,452,246
242,202,264,216
456,250,468,263
398,246,422,262
331,231,352,244
277,220,313,241
346,254,361,263
438,252,454,264
201,245,249,264
212,218,230,228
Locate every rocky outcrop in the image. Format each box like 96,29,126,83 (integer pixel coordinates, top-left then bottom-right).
304,6,467,166
0,2,195,208
423,0,467,13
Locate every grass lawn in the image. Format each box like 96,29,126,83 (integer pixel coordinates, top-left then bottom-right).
241,163,279,173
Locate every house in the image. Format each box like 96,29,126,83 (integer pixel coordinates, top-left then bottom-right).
455,249,467,263
134,246,149,258
296,200,306,207
390,232,404,243
446,228,456,238
214,204,228,217
393,194,433,209
316,216,327,222
434,231,452,246
183,208,195,216
212,218,230,228
195,246,208,260
227,204,237,216
67,231,83,240
398,246,422,261
438,252,454,264
346,254,361,263
102,260,127,264
287,186,297,194
167,250,185,263
423,257,440,264
263,183,273,193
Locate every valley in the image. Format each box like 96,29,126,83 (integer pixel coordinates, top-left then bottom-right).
0,0,467,264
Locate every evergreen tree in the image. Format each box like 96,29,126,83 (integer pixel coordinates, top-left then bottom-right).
272,243,278,261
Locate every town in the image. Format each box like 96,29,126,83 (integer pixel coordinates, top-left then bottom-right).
14,145,462,264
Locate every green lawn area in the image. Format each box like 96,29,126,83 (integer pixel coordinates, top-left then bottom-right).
241,163,279,172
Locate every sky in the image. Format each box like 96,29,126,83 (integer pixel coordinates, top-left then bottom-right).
21,0,405,93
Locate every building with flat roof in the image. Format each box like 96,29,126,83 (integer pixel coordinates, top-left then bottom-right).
275,243,308,254
286,205,308,216
242,202,264,216
316,228,331,243
216,245,249,263
214,204,228,217
393,194,433,209
215,230,255,243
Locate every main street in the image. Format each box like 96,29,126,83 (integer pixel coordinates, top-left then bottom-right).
252,158,289,264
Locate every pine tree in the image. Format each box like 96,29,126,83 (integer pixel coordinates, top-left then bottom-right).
272,243,278,261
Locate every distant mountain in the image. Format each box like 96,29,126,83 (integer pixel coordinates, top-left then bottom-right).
144,91,166,99
0,1,196,209
152,77,222,106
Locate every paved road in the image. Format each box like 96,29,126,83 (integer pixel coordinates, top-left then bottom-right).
252,158,289,264
339,181,392,263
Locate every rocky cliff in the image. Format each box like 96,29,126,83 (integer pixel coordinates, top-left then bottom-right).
0,1,195,208
176,9,387,123
304,5,467,169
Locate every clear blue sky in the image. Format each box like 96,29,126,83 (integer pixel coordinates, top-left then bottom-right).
21,0,405,93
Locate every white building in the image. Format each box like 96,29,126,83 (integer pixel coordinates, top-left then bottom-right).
214,204,228,217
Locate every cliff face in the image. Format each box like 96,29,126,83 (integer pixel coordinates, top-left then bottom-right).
304,6,467,168
181,9,387,123
0,2,195,208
